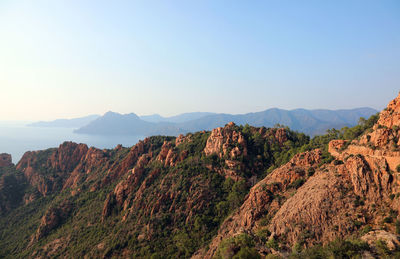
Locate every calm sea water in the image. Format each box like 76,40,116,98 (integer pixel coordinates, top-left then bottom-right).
0,121,144,163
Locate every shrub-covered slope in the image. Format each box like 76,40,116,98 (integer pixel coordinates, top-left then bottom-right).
0,122,309,258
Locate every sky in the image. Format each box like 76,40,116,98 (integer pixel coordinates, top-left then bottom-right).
0,0,399,120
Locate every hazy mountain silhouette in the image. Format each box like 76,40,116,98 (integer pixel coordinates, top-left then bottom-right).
74,107,377,137
28,114,100,128
177,108,378,136
74,111,184,136
140,112,215,123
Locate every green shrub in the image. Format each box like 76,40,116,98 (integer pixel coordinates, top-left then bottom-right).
307,167,315,177
215,233,258,259
376,239,390,256
292,242,302,254
255,228,271,242
287,179,305,189
290,238,369,259
360,225,372,235
396,220,400,235
383,217,393,224
232,247,261,259
265,237,279,250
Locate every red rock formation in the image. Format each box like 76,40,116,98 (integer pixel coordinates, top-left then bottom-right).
204,122,247,159
157,141,177,166
32,200,73,242
48,142,88,172
16,143,91,196
0,153,12,167
378,92,400,128
175,134,192,146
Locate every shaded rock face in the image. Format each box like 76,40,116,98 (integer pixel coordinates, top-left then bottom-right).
194,94,400,258
32,200,73,242
0,169,27,214
0,153,12,167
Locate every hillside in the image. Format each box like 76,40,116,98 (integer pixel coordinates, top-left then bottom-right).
0,94,398,258
0,122,311,258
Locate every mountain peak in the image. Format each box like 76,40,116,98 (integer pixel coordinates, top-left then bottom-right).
103,111,140,119
103,111,120,116
378,92,400,128
0,153,13,167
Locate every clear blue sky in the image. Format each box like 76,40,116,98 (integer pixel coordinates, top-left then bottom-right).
0,0,399,120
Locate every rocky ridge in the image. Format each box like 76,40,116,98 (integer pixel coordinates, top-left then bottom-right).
194,93,400,258
0,121,309,258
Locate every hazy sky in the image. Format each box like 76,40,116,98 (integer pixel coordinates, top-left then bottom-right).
0,0,399,120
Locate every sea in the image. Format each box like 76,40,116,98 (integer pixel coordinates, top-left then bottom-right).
0,121,144,163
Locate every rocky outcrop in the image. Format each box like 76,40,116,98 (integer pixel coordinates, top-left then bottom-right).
157,141,178,166
48,142,88,172
102,153,152,221
15,141,136,197
175,134,192,146
361,230,400,251
378,92,400,128
204,123,293,182
0,153,12,167
32,200,73,242
16,143,90,196
204,122,247,159
269,163,356,246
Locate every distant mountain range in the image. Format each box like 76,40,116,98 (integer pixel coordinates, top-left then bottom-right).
140,112,214,123
28,115,100,128
68,107,378,137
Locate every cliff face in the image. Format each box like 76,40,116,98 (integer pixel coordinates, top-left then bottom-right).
195,93,400,258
